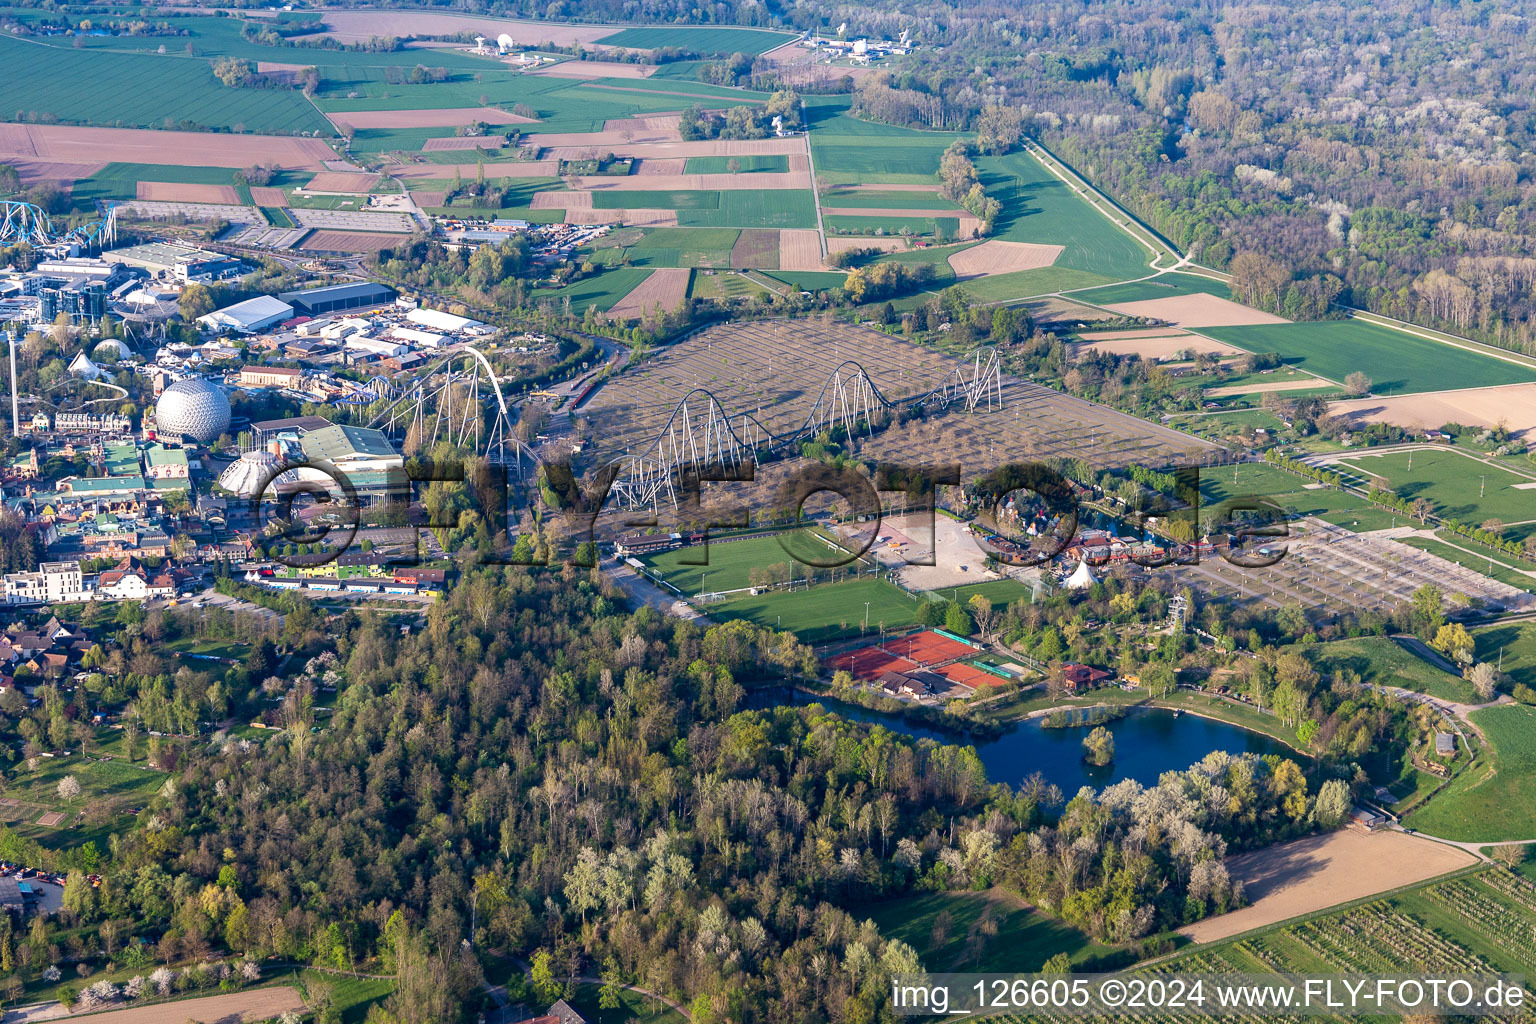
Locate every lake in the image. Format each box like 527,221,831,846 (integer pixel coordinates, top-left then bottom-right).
782,694,1297,792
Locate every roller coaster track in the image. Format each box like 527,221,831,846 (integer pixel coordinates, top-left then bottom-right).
0,200,117,249
609,348,1004,509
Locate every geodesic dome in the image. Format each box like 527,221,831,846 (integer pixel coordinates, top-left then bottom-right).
155,377,231,443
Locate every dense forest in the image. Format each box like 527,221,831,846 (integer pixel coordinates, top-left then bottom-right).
0,564,1383,1023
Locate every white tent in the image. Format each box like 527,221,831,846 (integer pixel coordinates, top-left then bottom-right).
1063,558,1098,590
67,351,104,381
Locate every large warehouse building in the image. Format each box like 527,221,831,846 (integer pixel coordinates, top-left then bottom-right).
104,242,246,282
278,281,396,317
197,295,294,334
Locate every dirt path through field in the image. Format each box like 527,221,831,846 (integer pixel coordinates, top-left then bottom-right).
1179,830,1476,944
1205,378,1331,397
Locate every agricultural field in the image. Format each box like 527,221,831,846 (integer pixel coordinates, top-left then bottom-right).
1323,447,1536,538
689,270,773,301
1405,704,1536,841
589,190,818,228
0,33,331,134
684,154,791,174
595,26,796,55
1199,319,1536,395
867,889,1112,973
1152,873,1536,995
825,214,963,239
1073,272,1234,305
977,148,1152,282
534,266,654,314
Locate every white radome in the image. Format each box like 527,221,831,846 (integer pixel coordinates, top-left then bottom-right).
155,377,231,443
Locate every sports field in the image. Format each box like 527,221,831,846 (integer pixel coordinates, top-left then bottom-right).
1324,447,1536,535
1199,319,1536,395
707,577,923,643
637,530,858,595
595,26,795,55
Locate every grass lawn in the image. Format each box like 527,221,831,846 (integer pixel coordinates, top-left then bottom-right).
864,888,1111,973
1393,536,1536,594
1405,703,1536,841
1072,272,1233,304
594,25,794,55
291,970,395,1024
564,981,686,1024
618,227,740,269
2,752,165,851
705,577,924,643
684,154,789,174
1473,621,1536,692
1198,319,1536,395
764,270,849,293
1308,636,1478,704
1197,462,1392,530
937,579,1036,606
954,267,1114,302
1325,447,1536,535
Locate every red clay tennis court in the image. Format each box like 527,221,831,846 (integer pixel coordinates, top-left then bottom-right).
825,630,978,680
935,662,996,688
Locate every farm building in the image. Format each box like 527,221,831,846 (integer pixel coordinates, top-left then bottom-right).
279,281,396,316
197,295,293,334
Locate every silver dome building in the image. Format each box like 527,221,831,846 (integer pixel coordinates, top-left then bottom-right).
154,377,231,443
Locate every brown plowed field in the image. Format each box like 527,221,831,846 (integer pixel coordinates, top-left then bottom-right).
947,240,1063,279
563,208,678,226
526,60,658,79
393,160,557,180
731,229,780,269
527,137,803,158
7,159,103,185
1206,378,1330,397
823,206,974,220
0,124,331,169
67,986,306,1024
1107,292,1290,328
529,191,591,209
304,172,382,193
299,230,413,253
137,181,241,204
635,158,687,176
578,171,811,191
1179,830,1475,944
248,186,289,206
827,236,908,254
608,268,691,319
412,190,448,207
327,107,536,131
1078,328,1192,341
778,229,825,271
422,136,508,151
1330,381,1536,438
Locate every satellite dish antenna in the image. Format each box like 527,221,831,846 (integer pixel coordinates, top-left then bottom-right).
836,21,847,35
475,35,485,50
497,33,514,52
